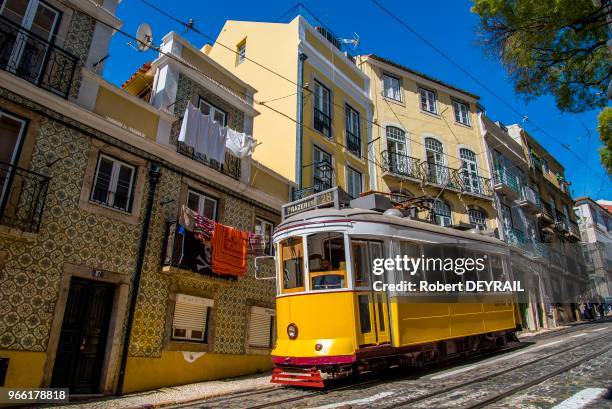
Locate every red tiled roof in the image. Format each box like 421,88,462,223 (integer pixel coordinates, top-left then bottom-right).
121,61,153,89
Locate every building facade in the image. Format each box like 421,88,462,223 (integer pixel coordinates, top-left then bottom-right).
206,5,373,200
574,197,612,301
358,55,497,231
506,124,586,325
0,0,291,394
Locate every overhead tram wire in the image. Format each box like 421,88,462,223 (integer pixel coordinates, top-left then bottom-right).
136,0,605,185
368,0,606,181
134,0,509,177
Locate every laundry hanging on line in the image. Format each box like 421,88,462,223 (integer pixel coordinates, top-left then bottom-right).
178,102,257,163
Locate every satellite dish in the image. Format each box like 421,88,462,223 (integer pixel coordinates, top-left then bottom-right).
136,23,153,52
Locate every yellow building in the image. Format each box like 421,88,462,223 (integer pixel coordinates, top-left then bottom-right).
206,6,373,199
357,55,497,231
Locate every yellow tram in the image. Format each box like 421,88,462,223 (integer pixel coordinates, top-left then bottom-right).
263,188,521,387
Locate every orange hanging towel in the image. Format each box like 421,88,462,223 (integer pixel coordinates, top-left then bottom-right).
211,223,248,277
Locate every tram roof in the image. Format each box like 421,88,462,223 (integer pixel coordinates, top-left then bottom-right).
278,206,506,247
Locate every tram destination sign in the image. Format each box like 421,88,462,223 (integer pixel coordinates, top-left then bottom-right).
282,187,350,219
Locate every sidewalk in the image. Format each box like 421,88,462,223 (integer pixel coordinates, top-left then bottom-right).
49,372,278,409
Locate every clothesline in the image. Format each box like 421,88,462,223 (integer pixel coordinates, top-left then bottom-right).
178,102,258,165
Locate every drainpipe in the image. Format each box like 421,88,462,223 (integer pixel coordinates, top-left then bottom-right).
296,52,308,189
116,162,161,395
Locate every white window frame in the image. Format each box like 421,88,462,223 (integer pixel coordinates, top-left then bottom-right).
198,97,227,126
247,306,275,349
345,104,361,155
452,99,471,125
237,41,246,65
346,165,362,198
469,208,487,229
255,217,274,255
187,189,218,220
419,87,437,114
433,200,452,227
171,294,214,343
90,154,136,212
382,73,401,101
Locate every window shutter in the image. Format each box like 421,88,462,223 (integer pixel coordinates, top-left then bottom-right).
248,306,275,348
173,294,214,341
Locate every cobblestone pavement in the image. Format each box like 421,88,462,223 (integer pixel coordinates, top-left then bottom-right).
173,319,611,409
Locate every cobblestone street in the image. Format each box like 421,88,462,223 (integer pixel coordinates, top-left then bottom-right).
168,319,611,409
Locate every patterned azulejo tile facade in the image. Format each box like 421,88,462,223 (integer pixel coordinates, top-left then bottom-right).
0,89,277,359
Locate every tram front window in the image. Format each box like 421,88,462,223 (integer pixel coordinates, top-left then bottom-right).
307,232,347,290
281,237,305,293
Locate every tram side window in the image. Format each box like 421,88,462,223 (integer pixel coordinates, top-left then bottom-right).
443,245,462,286
399,241,424,287
281,237,304,292
307,232,347,291
422,244,446,286
490,254,508,281
459,248,479,284
352,240,383,287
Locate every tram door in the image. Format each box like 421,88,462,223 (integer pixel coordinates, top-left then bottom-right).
352,240,390,346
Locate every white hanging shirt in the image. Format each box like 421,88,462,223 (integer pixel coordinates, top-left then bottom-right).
226,129,257,158
178,102,200,147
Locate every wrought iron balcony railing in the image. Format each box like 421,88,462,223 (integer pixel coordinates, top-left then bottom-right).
505,227,527,249
313,107,331,137
0,160,50,233
422,162,461,190
0,14,78,98
493,167,520,195
458,170,493,197
520,185,541,206
346,130,361,156
381,151,420,180
177,142,241,180
293,161,333,200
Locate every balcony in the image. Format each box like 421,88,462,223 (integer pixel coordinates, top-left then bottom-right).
566,221,581,242
493,167,520,200
421,162,461,191
162,221,237,281
0,160,50,234
555,218,569,234
505,227,527,250
0,15,78,98
381,151,420,181
518,185,541,213
532,242,550,260
313,107,331,137
346,130,361,157
458,170,493,199
293,161,333,200
177,142,241,180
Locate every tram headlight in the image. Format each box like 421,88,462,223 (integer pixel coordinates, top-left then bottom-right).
287,323,298,339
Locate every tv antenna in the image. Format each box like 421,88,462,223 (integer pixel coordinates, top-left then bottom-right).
339,33,360,50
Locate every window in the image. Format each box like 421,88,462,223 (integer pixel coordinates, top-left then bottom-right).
237,40,246,65
255,217,274,255
0,110,27,165
433,200,452,226
313,146,332,191
90,154,136,212
352,240,383,287
469,209,487,230
345,105,361,156
346,166,362,198
172,294,213,342
542,158,549,174
425,137,446,185
419,87,437,114
198,97,227,126
313,80,331,137
382,74,401,101
452,99,470,125
307,232,347,291
390,190,412,205
501,203,513,228
187,189,217,220
280,237,304,293
248,306,275,349
460,148,480,193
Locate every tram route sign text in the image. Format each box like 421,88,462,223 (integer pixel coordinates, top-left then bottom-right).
283,190,336,218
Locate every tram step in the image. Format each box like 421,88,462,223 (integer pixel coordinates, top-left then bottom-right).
270,366,325,388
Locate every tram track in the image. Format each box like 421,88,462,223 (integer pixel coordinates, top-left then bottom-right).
378,331,612,409
170,325,611,409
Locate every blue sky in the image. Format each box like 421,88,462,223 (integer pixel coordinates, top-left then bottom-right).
105,0,611,200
